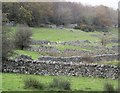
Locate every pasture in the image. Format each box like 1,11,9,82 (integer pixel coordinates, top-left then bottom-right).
2,27,119,91
1,73,118,91
2,2,118,92
11,27,118,59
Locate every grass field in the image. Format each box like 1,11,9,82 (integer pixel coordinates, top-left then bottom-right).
31,27,100,42
4,27,118,92
9,27,118,42
9,27,118,50
9,27,118,60
2,73,118,91
12,49,119,65
15,50,40,60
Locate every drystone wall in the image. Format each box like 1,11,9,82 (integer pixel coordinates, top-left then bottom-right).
39,54,119,62
31,40,57,45
2,58,119,79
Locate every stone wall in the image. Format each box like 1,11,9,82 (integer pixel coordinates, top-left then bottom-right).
38,54,119,62
31,40,57,45
28,45,59,53
2,59,119,79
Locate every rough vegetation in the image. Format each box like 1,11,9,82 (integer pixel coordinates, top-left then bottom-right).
2,26,14,61
2,73,118,91
104,83,119,93
24,77,45,90
14,24,32,50
49,78,71,90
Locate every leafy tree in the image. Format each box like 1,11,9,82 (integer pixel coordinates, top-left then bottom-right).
2,3,32,25
2,2,118,29
14,24,32,50
17,6,32,24
2,26,14,61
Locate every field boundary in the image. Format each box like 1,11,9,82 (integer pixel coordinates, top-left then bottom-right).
2,58,119,79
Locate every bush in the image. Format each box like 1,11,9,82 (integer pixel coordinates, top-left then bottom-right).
104,83,119,93
100,32,109,46
74,26,81,29
49,78,71,90
104,83,117,93
24,77,45,90
82,54,93,63
74,25,95,32
2,26,14,61
14,24,32,50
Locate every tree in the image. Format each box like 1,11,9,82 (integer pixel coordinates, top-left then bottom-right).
2,2,117,28
28,2,53,26
2,26,14,61
14,24,32,50
95,5,112,29
17,5,32,24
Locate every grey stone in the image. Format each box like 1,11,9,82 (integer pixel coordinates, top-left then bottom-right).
2,58,119,79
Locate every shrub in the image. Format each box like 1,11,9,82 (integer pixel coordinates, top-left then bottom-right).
49,78,71,90
14,24,32,50
2,26,14,61
74,26,81,29
104,83,117,93
82,54,93,63
74,25,95,32
24,77,44,90
100,32,109,46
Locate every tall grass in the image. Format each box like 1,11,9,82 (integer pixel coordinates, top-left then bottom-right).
24,77,45,90
104,83,119,93
49,78,71,90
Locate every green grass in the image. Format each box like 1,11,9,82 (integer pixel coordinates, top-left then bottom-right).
31,27,100,42
106,43,118,48
9,27,118,43
8,27,118,47
2,73,118,91
2,27,119,92
94,60,119,65
0,73,2,92
15,50,40,60
8,26,118,58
